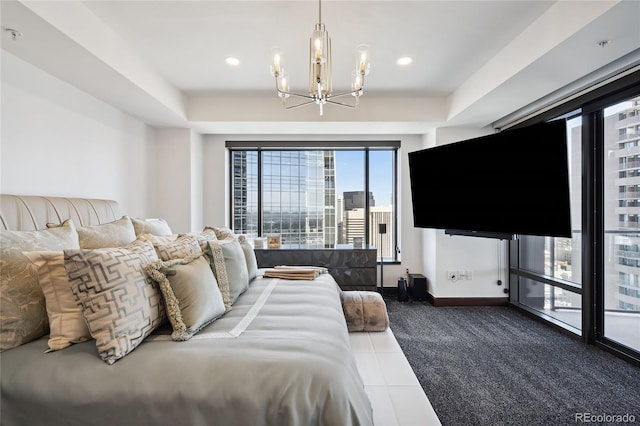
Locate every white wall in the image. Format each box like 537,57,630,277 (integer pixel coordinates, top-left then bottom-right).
1,51,154,216
417,126,509,299
154,128,190,232
1,50,508,299
202,135,228,228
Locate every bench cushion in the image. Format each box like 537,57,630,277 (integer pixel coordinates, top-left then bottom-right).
340,291,389,332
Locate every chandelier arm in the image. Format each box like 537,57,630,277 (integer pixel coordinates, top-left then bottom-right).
325,99,357,109
327,89,363,100
284,100,317,110
283,91,315,100
275,77,315,100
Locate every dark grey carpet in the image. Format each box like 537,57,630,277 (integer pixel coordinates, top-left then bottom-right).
385,298,640,426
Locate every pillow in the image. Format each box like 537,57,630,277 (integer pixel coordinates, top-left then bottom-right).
22,251,91,351
49,216,136,249
237,235,258,283
182,228,218,252
139,234,178,244
0,219,80,351
76,216,136,249
146,254,226,341
131,217,172,237
205,226,235,240
152,234,201,261
64,240,164,364
204,238,249,309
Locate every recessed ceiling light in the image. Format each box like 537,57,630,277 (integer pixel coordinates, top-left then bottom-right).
225,57,240,66
397,56,413,66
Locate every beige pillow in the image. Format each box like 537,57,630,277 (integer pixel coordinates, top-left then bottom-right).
0,219,79,351
76,216,136,249
23,251,91,351
64,239,164,364
146,254,227,341
204,226,234,240
139,233,177,244
131,217,172,237
182,228,218,252
152,234,202,261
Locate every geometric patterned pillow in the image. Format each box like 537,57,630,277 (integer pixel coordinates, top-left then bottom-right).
204,226,234,240
146,254,226,341
152,234,202,261
63,240,164,364
181,228,218,252
0,219,80,351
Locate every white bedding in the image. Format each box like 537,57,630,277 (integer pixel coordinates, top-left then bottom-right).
0,273,374,426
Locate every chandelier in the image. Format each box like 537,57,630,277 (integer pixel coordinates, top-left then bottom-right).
270,0,370,116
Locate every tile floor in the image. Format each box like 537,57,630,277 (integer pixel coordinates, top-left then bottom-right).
349,329,442,426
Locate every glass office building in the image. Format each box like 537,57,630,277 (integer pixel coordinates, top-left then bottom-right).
232,150,336,245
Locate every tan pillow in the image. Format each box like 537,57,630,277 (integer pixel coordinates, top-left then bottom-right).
204,226,234,240
76,216,136,249
0,219,79,351
152,234,202,261
64,239,164,364
146,254,227,341
182,228,218,252
131,217,172,237
23,251,91,351
139,233,178,244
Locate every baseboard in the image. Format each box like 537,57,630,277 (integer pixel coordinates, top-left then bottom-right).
427,294,509,306
383,287,508,306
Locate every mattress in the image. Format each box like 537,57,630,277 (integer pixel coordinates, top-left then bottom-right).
0,272,373,426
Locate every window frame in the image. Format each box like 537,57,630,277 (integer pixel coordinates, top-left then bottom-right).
226,142,400,263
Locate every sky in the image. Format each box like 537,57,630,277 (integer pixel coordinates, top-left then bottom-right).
335,150,394,206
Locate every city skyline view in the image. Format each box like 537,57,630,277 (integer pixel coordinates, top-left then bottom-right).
231,148,397,259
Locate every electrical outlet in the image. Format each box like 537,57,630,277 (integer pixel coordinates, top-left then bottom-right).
446,270,459,282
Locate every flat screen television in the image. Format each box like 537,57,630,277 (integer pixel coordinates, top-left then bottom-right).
408,120,571,239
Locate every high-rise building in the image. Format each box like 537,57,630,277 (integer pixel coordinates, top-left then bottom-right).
323,152,337,246
336,195,344,244
605,97,640,311
232,151,258,236
370,205,394,259
343,191,375,211
232,151,336,246
343,208,365,244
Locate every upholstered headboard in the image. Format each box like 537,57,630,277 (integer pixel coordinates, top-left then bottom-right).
0,194,121,232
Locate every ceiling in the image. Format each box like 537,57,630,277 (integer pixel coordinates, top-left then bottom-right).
1,0,639,134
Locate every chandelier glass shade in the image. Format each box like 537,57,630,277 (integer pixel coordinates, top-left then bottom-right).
270,0,370,115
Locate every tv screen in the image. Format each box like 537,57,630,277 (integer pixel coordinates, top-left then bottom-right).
408,120,571,238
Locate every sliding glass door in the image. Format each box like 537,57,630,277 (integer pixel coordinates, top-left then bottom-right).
509,71,640,364
602,96,640,352
512,115,583,332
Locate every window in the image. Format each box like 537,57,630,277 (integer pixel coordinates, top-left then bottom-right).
603,97,640,352
228,145,399,262
509,71,640,364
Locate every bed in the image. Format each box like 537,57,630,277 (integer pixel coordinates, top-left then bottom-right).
0,195,373,426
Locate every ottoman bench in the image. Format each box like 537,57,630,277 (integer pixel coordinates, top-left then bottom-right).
340,290,389,332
